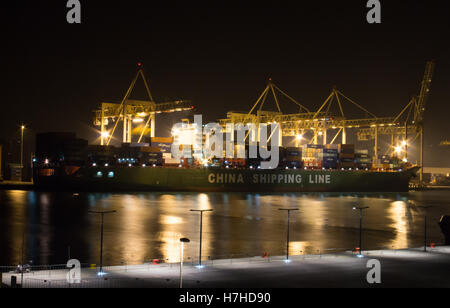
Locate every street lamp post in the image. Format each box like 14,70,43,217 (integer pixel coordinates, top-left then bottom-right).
89,210,116,275
20,125,25,170
179,237,190,288
279,208,299,261
418,206,432,252
190,209,213,267
353,206,369,256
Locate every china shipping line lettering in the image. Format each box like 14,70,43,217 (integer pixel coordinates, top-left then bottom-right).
208,173,332,185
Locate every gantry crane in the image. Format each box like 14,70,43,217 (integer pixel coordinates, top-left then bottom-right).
96,62,434,182
219,61,435,181
219,81,401,151
94,65,194,145
375,61,435,182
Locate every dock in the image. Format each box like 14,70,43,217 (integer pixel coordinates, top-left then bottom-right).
0,181,34,191
2,247,450,288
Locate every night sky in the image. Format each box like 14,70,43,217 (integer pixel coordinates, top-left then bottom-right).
1,1,449,166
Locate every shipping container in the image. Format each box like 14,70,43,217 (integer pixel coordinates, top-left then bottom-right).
303,157,323,169
130,142,150,147
151,142,172,153
140,146,161,153
355,153,369,159
322,152,338,158
355,149,369,155
339,162,356,169
151,137,173,144
356,163,371,169
338,144,355,149
286,156,302,162
303,144,324,149
325,144,339,150
285,161,303,169
339,153,355,159
164,158,181,165
286,150,302,157
323,162,338,169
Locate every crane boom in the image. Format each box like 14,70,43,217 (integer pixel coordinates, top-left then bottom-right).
416,60,435,185
415,61,435,127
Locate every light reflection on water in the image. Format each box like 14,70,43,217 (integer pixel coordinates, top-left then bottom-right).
0,190,448,266
387,201,410,249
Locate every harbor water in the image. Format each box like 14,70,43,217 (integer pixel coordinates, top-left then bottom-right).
0,190,448,266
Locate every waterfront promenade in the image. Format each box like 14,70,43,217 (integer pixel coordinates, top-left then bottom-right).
2,247,450,288
0,181,33,190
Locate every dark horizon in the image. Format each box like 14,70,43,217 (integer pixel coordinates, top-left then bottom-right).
1,1,449,166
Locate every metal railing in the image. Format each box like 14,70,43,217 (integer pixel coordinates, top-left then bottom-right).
2,243,447,288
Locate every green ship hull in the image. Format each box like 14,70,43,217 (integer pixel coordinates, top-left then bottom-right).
34,166,419,192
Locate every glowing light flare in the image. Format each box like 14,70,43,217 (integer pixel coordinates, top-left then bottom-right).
101,131,110,138
394,146,403,154
132,118,144,123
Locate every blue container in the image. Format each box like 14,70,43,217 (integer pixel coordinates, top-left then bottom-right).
286,161,302,168
304,144,324,149
340,158,354,163
323,162,338,169
151,142,172,153
287,151,301,157
323,153,338,159
323,149,338,154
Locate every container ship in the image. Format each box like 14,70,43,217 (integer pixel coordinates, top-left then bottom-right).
32,132,419,192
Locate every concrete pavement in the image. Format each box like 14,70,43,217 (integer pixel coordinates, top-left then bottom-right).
2,247,450,288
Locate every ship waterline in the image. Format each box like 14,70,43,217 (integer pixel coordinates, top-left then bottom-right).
34,166,419,192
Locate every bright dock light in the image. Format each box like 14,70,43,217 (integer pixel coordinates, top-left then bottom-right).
132,118,144,123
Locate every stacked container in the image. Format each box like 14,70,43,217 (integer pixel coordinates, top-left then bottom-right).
355,149,371,170
338,144,356,169
150,137,173,154
322,145,339,169
373,155,391,170
390,157,403,170
144,152,163,166
283,147,303,168
302,144,323,169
